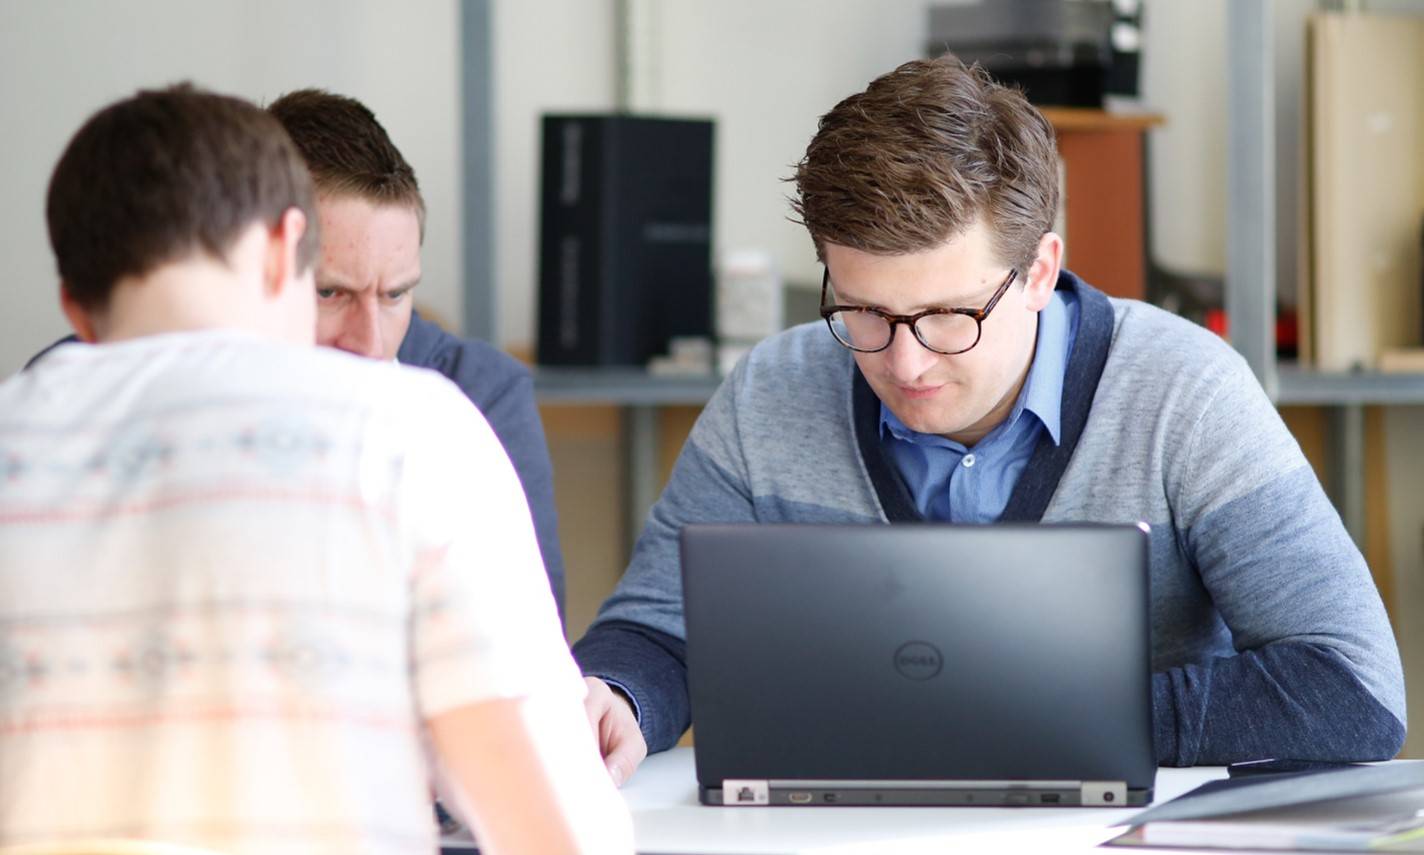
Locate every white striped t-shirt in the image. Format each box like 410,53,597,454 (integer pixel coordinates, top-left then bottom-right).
0,330,582,854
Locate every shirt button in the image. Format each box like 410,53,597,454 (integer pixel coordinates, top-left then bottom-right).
962,454,976,468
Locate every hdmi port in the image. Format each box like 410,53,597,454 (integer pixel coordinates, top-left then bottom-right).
1041,793,1061,804
789,792,813,804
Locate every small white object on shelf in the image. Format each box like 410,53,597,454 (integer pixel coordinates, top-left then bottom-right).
648,335,715,376
717,249,783,341
716,249,782,375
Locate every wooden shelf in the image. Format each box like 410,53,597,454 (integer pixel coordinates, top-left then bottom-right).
1039,107,1165,133
1046,108,1164,301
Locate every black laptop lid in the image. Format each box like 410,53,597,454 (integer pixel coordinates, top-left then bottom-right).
681,523,1154,790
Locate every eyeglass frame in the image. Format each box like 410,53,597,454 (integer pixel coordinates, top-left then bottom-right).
818,266,1020,356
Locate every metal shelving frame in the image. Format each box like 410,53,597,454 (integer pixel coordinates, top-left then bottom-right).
1226,0,1424,543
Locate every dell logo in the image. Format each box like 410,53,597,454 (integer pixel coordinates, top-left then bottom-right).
894,641,943,680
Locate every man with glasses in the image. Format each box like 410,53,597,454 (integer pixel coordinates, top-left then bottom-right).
574,53,1406,784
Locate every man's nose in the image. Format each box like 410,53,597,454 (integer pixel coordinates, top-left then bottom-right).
336,299,384,360
882,324,938,382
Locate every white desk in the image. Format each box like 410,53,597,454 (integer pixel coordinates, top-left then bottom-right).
612,748,1228,855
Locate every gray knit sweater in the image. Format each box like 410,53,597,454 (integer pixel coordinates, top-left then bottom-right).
573,273,1406,766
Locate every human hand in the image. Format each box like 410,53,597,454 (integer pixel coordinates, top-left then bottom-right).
583,676,648,787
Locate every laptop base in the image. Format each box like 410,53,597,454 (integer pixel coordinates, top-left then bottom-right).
703,781,1152,808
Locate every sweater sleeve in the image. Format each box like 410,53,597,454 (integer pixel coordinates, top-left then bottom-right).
1158,352,1406,766
572,362,757,753
571,620,691,754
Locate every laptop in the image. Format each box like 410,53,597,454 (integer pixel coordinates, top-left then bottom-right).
680,523,1156,808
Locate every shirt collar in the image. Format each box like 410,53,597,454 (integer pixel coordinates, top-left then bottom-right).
1017,288,1069,446
878,289,1071,448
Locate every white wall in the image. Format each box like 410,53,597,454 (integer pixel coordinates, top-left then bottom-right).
651,1,927,295
491,0,618,349
491,0,931,349
1,0,1230,361
0,0,460,374
490,0,1228,349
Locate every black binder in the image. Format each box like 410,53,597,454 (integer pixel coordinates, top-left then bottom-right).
537,114,715,366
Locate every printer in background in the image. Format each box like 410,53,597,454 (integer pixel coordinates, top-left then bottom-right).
926,0,1142,108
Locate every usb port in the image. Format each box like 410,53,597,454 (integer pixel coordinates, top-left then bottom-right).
823,793,839,803
788,792,813,804
1040,793,1061,804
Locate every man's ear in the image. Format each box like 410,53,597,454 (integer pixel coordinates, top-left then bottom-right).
1022,231,1064,313
59,284,99,343
263,207,309,298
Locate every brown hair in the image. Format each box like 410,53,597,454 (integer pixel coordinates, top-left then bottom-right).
47,83,319,311
791,53,1058,274
267,89,425,236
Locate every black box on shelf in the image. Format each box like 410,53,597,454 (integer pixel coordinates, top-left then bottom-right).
537,114,715,366
925,0,1136,107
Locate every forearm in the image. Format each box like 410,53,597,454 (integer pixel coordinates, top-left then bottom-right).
573,620,691,753
431,694,634,854
1152,640,1405,767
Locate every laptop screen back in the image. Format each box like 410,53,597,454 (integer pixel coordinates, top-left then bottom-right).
681,523,1155,791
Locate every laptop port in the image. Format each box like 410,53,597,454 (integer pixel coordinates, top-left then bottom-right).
1040,793,1061,804
823,793,839,803
788,792,813,804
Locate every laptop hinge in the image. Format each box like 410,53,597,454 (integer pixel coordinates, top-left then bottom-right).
721,779,770,806
1080,781,1128,806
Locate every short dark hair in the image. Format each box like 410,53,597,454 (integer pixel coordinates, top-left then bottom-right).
46,83,319,311
792,53,1059,274
267,89,425,235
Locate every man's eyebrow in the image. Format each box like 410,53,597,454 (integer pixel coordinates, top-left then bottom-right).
384,277,422,296
314,279,359,294
833,283,996,312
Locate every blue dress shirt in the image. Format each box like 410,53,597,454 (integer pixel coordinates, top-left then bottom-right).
879,289,1079,523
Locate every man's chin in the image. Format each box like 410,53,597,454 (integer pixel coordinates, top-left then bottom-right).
870,380,965,434
885,401,954,437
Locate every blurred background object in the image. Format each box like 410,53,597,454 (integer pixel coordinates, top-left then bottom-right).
714,249,782,375
536,114,715,368
926,0,1139,108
